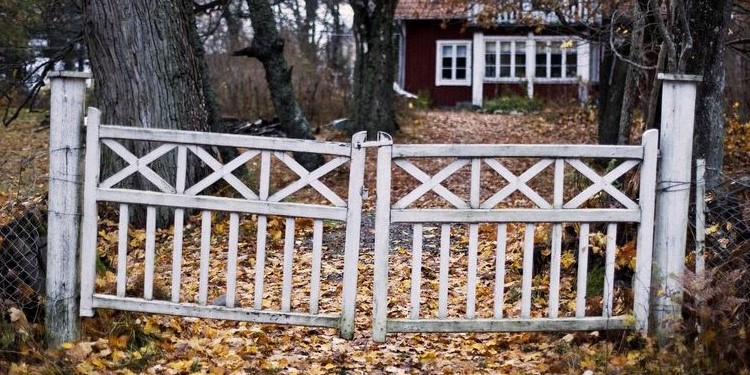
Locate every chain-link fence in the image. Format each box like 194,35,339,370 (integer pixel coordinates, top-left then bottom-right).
689,166,750,333
0,118,50,324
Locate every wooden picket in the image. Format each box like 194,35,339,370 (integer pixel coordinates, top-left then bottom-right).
371,130,659,342
79,107,367,339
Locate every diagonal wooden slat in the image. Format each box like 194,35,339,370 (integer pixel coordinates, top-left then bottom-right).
186,146,259,199
99,141,176,193
481,158,553,208
564,159,639,209
269,152,348,207
393,159,470,209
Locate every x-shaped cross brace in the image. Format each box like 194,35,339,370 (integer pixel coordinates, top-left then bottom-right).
564,159,639,209
99,140,176,193
268,152,348,207
481,158,553,209
184,146,260,199
393,159,470,209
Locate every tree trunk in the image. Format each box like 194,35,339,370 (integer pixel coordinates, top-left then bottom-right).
598,44,628,145
350,0,398,139
236,0,322,170
84,0,212,226
617,1,645,145
687,0,732,190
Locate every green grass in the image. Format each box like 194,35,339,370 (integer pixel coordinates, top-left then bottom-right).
484,96,543,113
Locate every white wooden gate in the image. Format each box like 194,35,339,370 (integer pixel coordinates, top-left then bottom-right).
79,108,367,339
372,130,659,342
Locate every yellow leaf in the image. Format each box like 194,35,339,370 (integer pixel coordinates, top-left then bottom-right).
706,223,719,234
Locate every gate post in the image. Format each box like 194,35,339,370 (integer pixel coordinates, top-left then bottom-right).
46,71,90,347
651,73,701,341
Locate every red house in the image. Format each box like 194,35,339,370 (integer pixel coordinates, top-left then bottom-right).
395,0,600,107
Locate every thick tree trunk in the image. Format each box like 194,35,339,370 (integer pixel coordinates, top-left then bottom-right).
236,0,322,170
687,0,732,190
84,0,211,226
350,0,398,139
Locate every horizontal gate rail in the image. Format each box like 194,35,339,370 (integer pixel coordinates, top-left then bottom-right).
80,107,367,339
372,130,659,342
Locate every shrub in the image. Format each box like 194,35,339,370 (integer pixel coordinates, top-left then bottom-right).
483,96,542,113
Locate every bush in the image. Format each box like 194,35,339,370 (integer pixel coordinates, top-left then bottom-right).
484,96,542,113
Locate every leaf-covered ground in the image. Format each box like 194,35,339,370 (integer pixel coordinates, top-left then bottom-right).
2,108,656,374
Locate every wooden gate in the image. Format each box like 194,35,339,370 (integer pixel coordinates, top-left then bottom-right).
371,130,659,342
79,108,367,339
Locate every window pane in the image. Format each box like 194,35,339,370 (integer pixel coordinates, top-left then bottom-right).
500,67,511,77
443,57,453,69
500,42,511,53
515,54,526,78
536,42,547,78
550,42,562,78
456,45,467,57
456,57,466,69
486,41,496,54
456,68,466,79
486,66,496,77
566,53,577,77
442,45,453,58
442,68,452,79
500,54,511,64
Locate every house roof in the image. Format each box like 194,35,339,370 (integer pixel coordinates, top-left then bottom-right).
395,0,470,20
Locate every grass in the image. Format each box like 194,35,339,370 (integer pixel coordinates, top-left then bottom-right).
484,96,543,113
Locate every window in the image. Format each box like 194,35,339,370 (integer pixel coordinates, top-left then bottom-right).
534,39,578,80
485,40,526,80
436,41,472,86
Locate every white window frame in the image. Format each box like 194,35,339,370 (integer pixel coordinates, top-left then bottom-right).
533,37,579,83
435,40,472,86
484,37,528,82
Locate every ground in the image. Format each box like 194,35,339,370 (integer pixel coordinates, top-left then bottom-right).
1,107,665,374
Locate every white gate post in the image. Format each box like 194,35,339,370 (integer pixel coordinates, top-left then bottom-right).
46,71,91,347
651,73,701,340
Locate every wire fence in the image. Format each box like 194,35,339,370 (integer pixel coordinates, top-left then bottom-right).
0,137,49,323
689,166,750,328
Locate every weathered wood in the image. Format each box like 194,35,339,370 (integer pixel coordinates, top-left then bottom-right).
281,217,295,312
171,146,187,303
198,211,211,306
390,209,641,223
92,295,341,327
394,159,470,209
575,223,590,318
226,213,239,308
494,224,507,319
99,125,352,155
634,129,658,331
116,204,129,298
96,189,348,221
392,144,644,159
372,133,393,342
143,207,156,300
694,159,706,276
410,224,423,319
603,223,617,318
564,160,639,210
521,224,534,318
79,108,101,319
309,220,323,315
386,316,631,333
254,151,271,310
652,74,701,338
438,224,451,319
47,73,89,347
269,154,347,206
482,159,553,209
340,132,368,339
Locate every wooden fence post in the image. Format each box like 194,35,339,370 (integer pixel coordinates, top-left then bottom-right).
651,73,702,341
46,71,91,347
